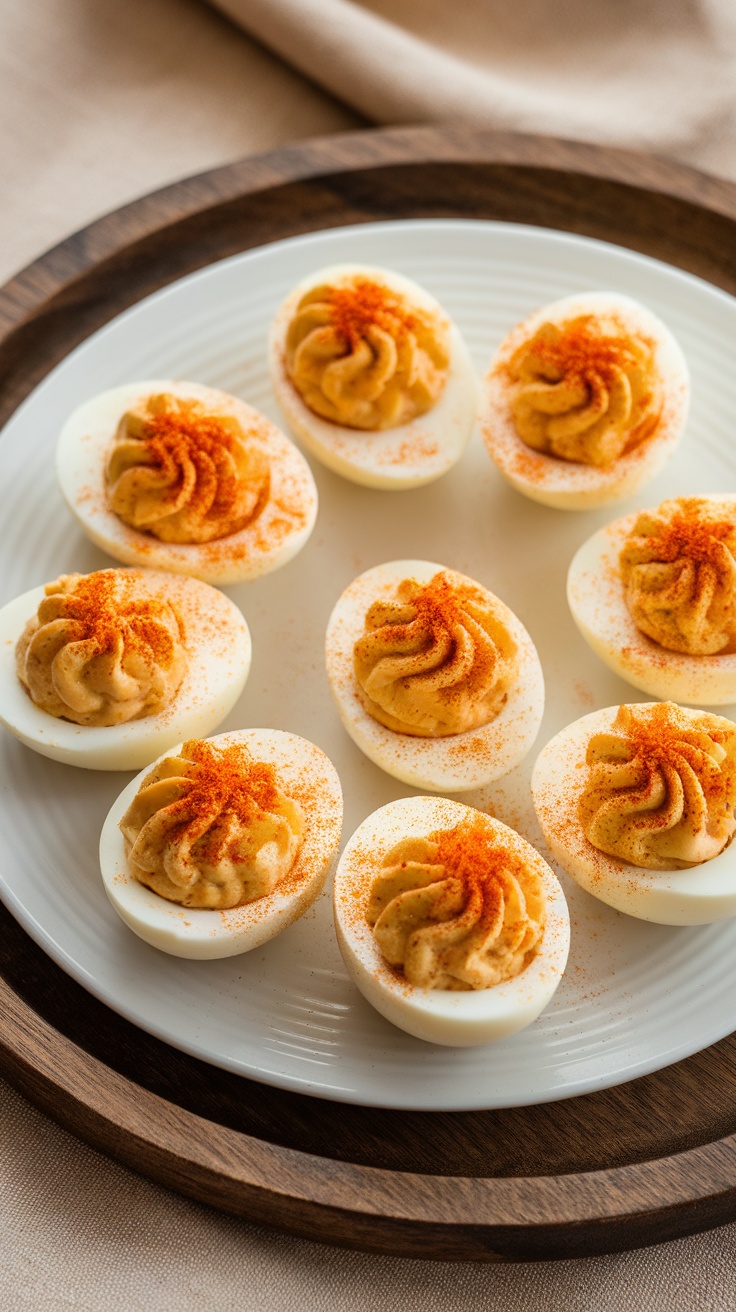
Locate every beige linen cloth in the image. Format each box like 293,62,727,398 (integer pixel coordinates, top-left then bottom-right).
211,0,736,178
2,1,736,1309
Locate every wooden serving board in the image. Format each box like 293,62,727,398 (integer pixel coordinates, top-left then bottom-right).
2,126,736,1262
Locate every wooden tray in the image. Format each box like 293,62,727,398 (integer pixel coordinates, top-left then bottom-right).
2,126,736,1263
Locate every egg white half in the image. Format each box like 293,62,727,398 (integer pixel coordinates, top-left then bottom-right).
56,380,318,585
567,495,736,704
532,705,736,925
325,559,545,792
0,569,251,770
480,291,689,510
100,727,344,959
269,264,479,490
333,795,570,1046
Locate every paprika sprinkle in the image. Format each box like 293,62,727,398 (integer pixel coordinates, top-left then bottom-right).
119,736,305,910
620,497,736,656
353,570,519,738
107,391,270,544
283,270,451,432
15,569,188,727
323,278,418,350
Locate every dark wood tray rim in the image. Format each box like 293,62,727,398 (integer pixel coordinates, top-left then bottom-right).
3,125,736,1262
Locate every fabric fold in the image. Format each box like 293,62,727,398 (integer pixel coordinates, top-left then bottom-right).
208,0,736,173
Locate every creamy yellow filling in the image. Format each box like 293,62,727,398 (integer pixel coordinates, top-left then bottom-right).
106,391,269,544
119,739,304,910
367,824,544,990
285,276,450,431
509,315,661,467
16,571,187,727
579,702,736,870
353,571,519,737
620,498,736,655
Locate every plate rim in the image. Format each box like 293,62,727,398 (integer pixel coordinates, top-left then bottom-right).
5,213,736,1111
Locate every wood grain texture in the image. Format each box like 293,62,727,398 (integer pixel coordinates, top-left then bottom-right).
2,125,736,1261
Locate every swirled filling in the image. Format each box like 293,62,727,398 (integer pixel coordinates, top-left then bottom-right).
367,821,545,989
106,391,270,543
119,738,305,909
579,702,736,870
16,570,187,727
620,498,736,655
284,275,450,430
508,314,661,467
353,571,519,737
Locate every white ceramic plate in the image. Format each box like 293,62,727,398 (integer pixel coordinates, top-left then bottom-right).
1,219,735,1111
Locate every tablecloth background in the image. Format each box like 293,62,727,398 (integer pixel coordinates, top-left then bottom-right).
1,1,735,1306
211,0,736,177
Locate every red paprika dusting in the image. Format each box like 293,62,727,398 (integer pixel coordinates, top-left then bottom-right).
373,436,440,466
56,571,181,667
141,401,239,455
325,278,417,350
515,315,640,388
129,399,265,527
429,822,523,925
384,573,496,685
446,734,493,763
390,573,463,631
611,704,728,807
639,512,735,566
178,739,280,818
405,573,475,629
162,740,286,869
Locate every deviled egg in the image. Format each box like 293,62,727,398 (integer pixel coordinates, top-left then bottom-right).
0,567,250,769
532,701,736,925
568,494,736,703
269,264,478,489
325,559,545,792
100,728,343,958
480,292,689,509
333,795,570,1045
57,380,318,585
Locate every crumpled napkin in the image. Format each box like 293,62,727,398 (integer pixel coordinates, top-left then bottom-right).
208,0,736,177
